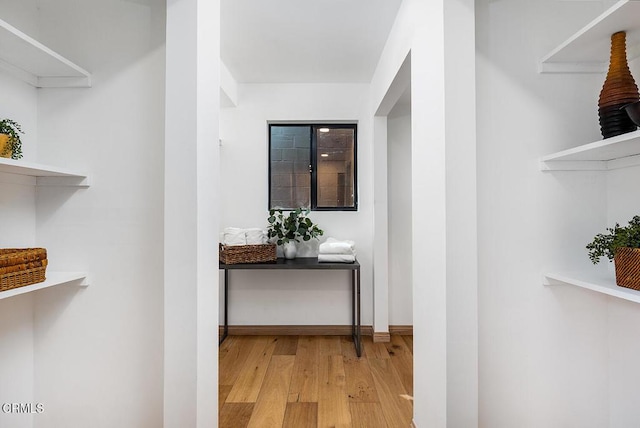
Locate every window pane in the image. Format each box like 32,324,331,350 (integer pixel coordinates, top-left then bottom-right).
270,126,311,209
315,127,355,208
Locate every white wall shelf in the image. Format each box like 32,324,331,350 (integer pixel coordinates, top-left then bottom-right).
0,18,91,88
0,157,90,186
544,271,640,303
0,271,88,300
539,0,640,74
540,129,640,170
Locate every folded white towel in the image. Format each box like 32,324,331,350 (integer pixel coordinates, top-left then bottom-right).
245,228,266,245
319,242,355,255
319,237,356,255
223,227,247,246
318,254,356,263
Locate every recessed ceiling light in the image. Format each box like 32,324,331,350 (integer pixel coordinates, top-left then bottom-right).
319,128,330,133
321,153,329,157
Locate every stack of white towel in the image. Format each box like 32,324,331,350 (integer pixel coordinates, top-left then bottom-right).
318,237,356,263
222,227,267,246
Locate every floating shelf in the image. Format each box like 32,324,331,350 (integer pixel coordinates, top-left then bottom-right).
0,271,88,300
0,18,91,88
543,271,640,304
540,129,640,170
539,0,640,73
0,157,90,186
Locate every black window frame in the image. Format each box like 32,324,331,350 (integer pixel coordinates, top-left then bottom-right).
268,123,358,212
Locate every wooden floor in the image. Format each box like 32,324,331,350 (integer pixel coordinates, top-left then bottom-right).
219,335,413,428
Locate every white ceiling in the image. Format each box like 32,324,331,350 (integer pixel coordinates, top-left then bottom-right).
221,0,403,83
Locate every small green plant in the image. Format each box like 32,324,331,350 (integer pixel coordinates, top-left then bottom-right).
267,208,324,245
587,215,640,264
0,119,23,160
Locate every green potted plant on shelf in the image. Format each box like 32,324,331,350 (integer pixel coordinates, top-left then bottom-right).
0,119,23,160
267,208,323,259
587,215,640,290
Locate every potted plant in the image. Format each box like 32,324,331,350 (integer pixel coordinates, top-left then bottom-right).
267,208,323,259
0,119,23,160
587,215,640,290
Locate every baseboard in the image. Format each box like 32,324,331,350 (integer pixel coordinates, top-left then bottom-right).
219,325,374,336
218,325,412,338
373,332,391,343
389,325,413,335
371,325,413,343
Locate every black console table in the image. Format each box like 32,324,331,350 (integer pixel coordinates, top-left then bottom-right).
219,257,361,357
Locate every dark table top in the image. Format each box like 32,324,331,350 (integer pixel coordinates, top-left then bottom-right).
219,257,359,270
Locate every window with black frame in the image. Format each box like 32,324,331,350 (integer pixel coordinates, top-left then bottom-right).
269,124,357,211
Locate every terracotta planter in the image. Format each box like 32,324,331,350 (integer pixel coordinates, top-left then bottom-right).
598,31,639,139
0,134,11,158
614,247,640,290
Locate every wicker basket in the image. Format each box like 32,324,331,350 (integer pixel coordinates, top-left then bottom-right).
219,243,276,265
0,259,47,275
0,248,47,268
0,261,48,292
614,247,640,290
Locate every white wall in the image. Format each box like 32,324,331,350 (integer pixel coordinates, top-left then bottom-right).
0,295,35,428
371,0,479,425
165,0,220,426
443,1,478,426
370,3,435,424
219,83,373,326
476,1,631,427
2,1,166,427
387,107,412,326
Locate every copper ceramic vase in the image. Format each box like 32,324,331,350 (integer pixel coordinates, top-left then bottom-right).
598,31,639,139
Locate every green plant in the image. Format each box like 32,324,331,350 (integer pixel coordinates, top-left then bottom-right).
267,208,324,245
587,215,640,264
0,119,23,160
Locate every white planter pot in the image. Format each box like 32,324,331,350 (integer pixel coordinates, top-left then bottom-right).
283,241,297,259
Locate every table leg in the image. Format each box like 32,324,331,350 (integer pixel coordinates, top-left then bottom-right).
356,267,361,357
351,270,356,338
351,268,361,357
219,269,229,345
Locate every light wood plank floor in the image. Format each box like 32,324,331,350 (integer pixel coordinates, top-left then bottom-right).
219,335,413,428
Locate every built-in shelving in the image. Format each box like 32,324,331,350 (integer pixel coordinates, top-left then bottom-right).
0,157,90,186
0,19,91,313
539,0,640,73
540,2,640,305
539,0,640,169
0,272,88,300
540,129,640,170
0,18,91,88
543,271,640,304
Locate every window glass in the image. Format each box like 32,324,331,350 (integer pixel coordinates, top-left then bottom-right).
315,127,356,209
269,124,357,211
269,126,311,209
